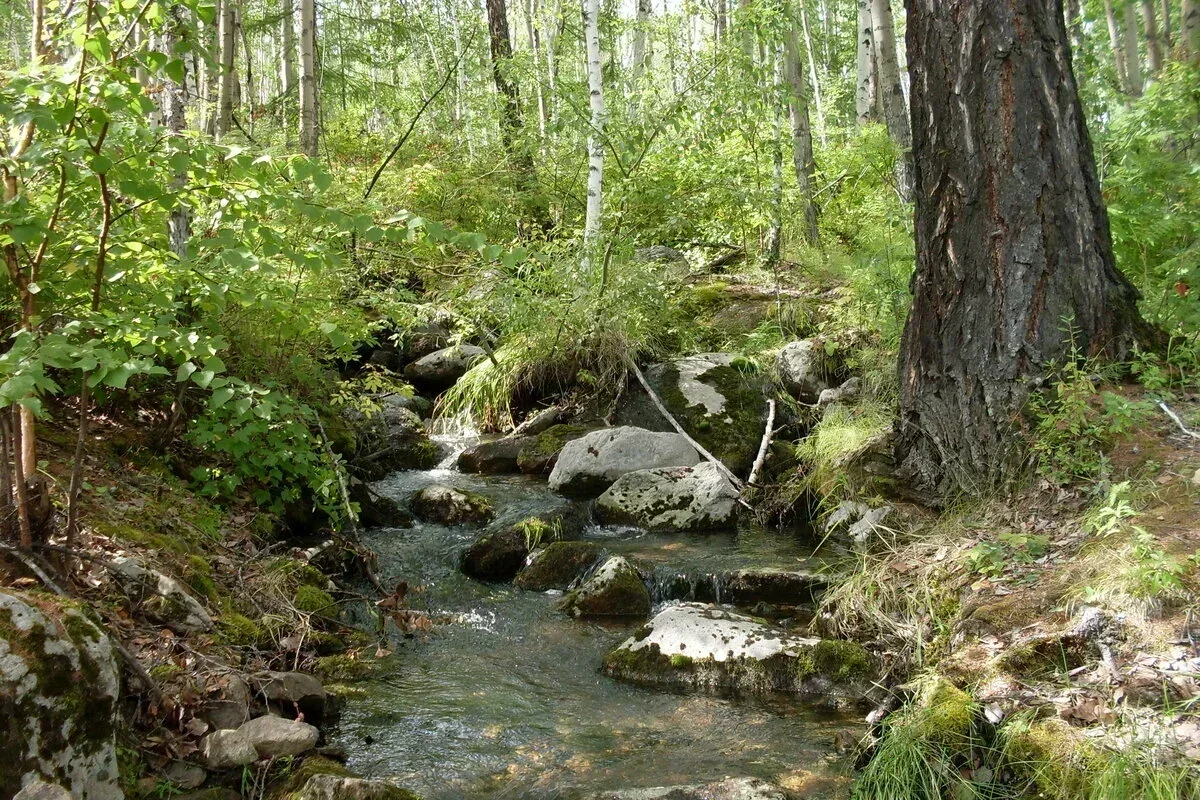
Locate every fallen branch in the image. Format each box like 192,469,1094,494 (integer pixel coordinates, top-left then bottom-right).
0,542,162,704
624,355,744,490
1158,400,1200,441
746,399,777,488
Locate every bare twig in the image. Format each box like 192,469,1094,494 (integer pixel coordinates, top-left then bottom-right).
1158,400,1200,441
746,399,777,488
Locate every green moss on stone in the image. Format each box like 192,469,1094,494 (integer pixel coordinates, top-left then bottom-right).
314,654,373,680
294,585,338,618
517,424,591,474
657,362,764,476
669,654,694,668
514,541,602,591
272,756,424,800
1002,718,1103,799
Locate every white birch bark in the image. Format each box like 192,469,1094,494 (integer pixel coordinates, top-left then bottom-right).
299,0,318,156
1183,0,1200,63
1142,0,1164,73
765,47,784,269
1123,1,1143,95
632,0,651,80
798,3,825,147
281,0,298,144
870,0,912,200
785,21,819,245
1104,0,1130,91
216,0,237,138
582,0,605,257
165,4,191,261
527,0,547,135
855,0,877,127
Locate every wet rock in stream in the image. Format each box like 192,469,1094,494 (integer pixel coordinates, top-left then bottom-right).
514,540,604,591
594,462,739,532
549,427,701,494
603,603,875,703
410,485,495,525
588,777,791,800
559,556,652,618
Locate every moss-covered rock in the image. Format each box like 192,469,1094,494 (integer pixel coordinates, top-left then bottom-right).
516,424,595,475
339,398,439,480
1001,718,1103,798
0,591,122,800
614,354,767,476
602,602,875,702
272,756,423,800
294,585,338,619
559,556,651,618
109,556,214,633
515,541,604,591
410,485,494,526
594,463,739,532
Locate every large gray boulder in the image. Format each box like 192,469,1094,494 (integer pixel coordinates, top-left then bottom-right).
594,463,739,532
340,396,439,479
548,427,700,495
615,354,767,476
237,715,319,758
109,556,212,633
403,344,486,392
0,592,123,800
560,556,651,618
603,603,875,702
456,437,527,474
202,728,258,770
776,340,830,403
588,778,791,800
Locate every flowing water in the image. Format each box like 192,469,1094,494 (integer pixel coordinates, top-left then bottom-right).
328,451,862,799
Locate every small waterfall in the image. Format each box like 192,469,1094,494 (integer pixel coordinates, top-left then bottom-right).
427,414,481,470
645,565,726,605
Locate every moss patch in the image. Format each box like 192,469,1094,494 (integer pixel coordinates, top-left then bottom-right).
514,541,602,591
1001,718,1103,799
517,424,593,474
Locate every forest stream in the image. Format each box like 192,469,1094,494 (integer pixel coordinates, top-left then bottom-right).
328,434,864,798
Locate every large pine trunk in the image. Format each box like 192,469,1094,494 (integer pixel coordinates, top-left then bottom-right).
897,0,1154,499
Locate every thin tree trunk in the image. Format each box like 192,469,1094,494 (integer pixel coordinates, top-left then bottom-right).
1184,0,1200,62
281,0,297,146
582,0,605,258
546,0,562,128
898,0,1155,500
1066,0,1084,53
737,0,756,61
299,0,318,156
1142,1,1164,73
1161,0,1172,47
632,0,651,81
204,0,222,135
870,0,912,200
716,0,727,42
855,0,877,126
785,22,819,245
1104,0,1130,92
1123,1,1143,95
527,0,547,135
216,0,237,137
765,47,784,269
798,4,826,147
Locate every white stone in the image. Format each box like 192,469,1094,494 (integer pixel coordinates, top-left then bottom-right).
595,462,738,531
202,728,258,769
549,426,700,494
237,715,319,758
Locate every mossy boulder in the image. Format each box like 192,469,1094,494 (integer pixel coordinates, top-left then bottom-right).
461,527,529,582
272,756,423,800
516,424,595,475
559,556,652,618
1001,718,1103,798
603,602,875,702
457,437,527,474
410,485,495,526
349,481,413,529
515,541,604,591
0,591,122,800
339,397,439,480
108,556,213,633
594,463,739,532
614,354,767,476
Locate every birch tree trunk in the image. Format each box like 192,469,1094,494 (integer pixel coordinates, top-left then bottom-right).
203,0,222,134
716,0,728,42
216,0,237,138
632,0,651,81
1142,0,1164,73
785,22,819,245
1103,0,1130,92
1123,1,1143,95
1066,0,1084,53
898,0,1155,499
870,0,912,200
764,47,784,269
1161,0,1172,47
281,0,298,145
527,0,547,135
798,4,826,146
855,0,878,126
582,0,605,256
165,5,191,262
1184,0,1200,63
299,0,318,156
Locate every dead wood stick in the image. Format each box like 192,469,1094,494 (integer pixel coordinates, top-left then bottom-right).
624,355,744,490
746,399,777,488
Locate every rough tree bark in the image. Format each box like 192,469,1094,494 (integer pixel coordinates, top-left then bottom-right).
1142,0,1164,73
299,0,318,156
784,22,819,245
870,0,912,199
582,0,605,256
897,0,1156,500
855,0,879,126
